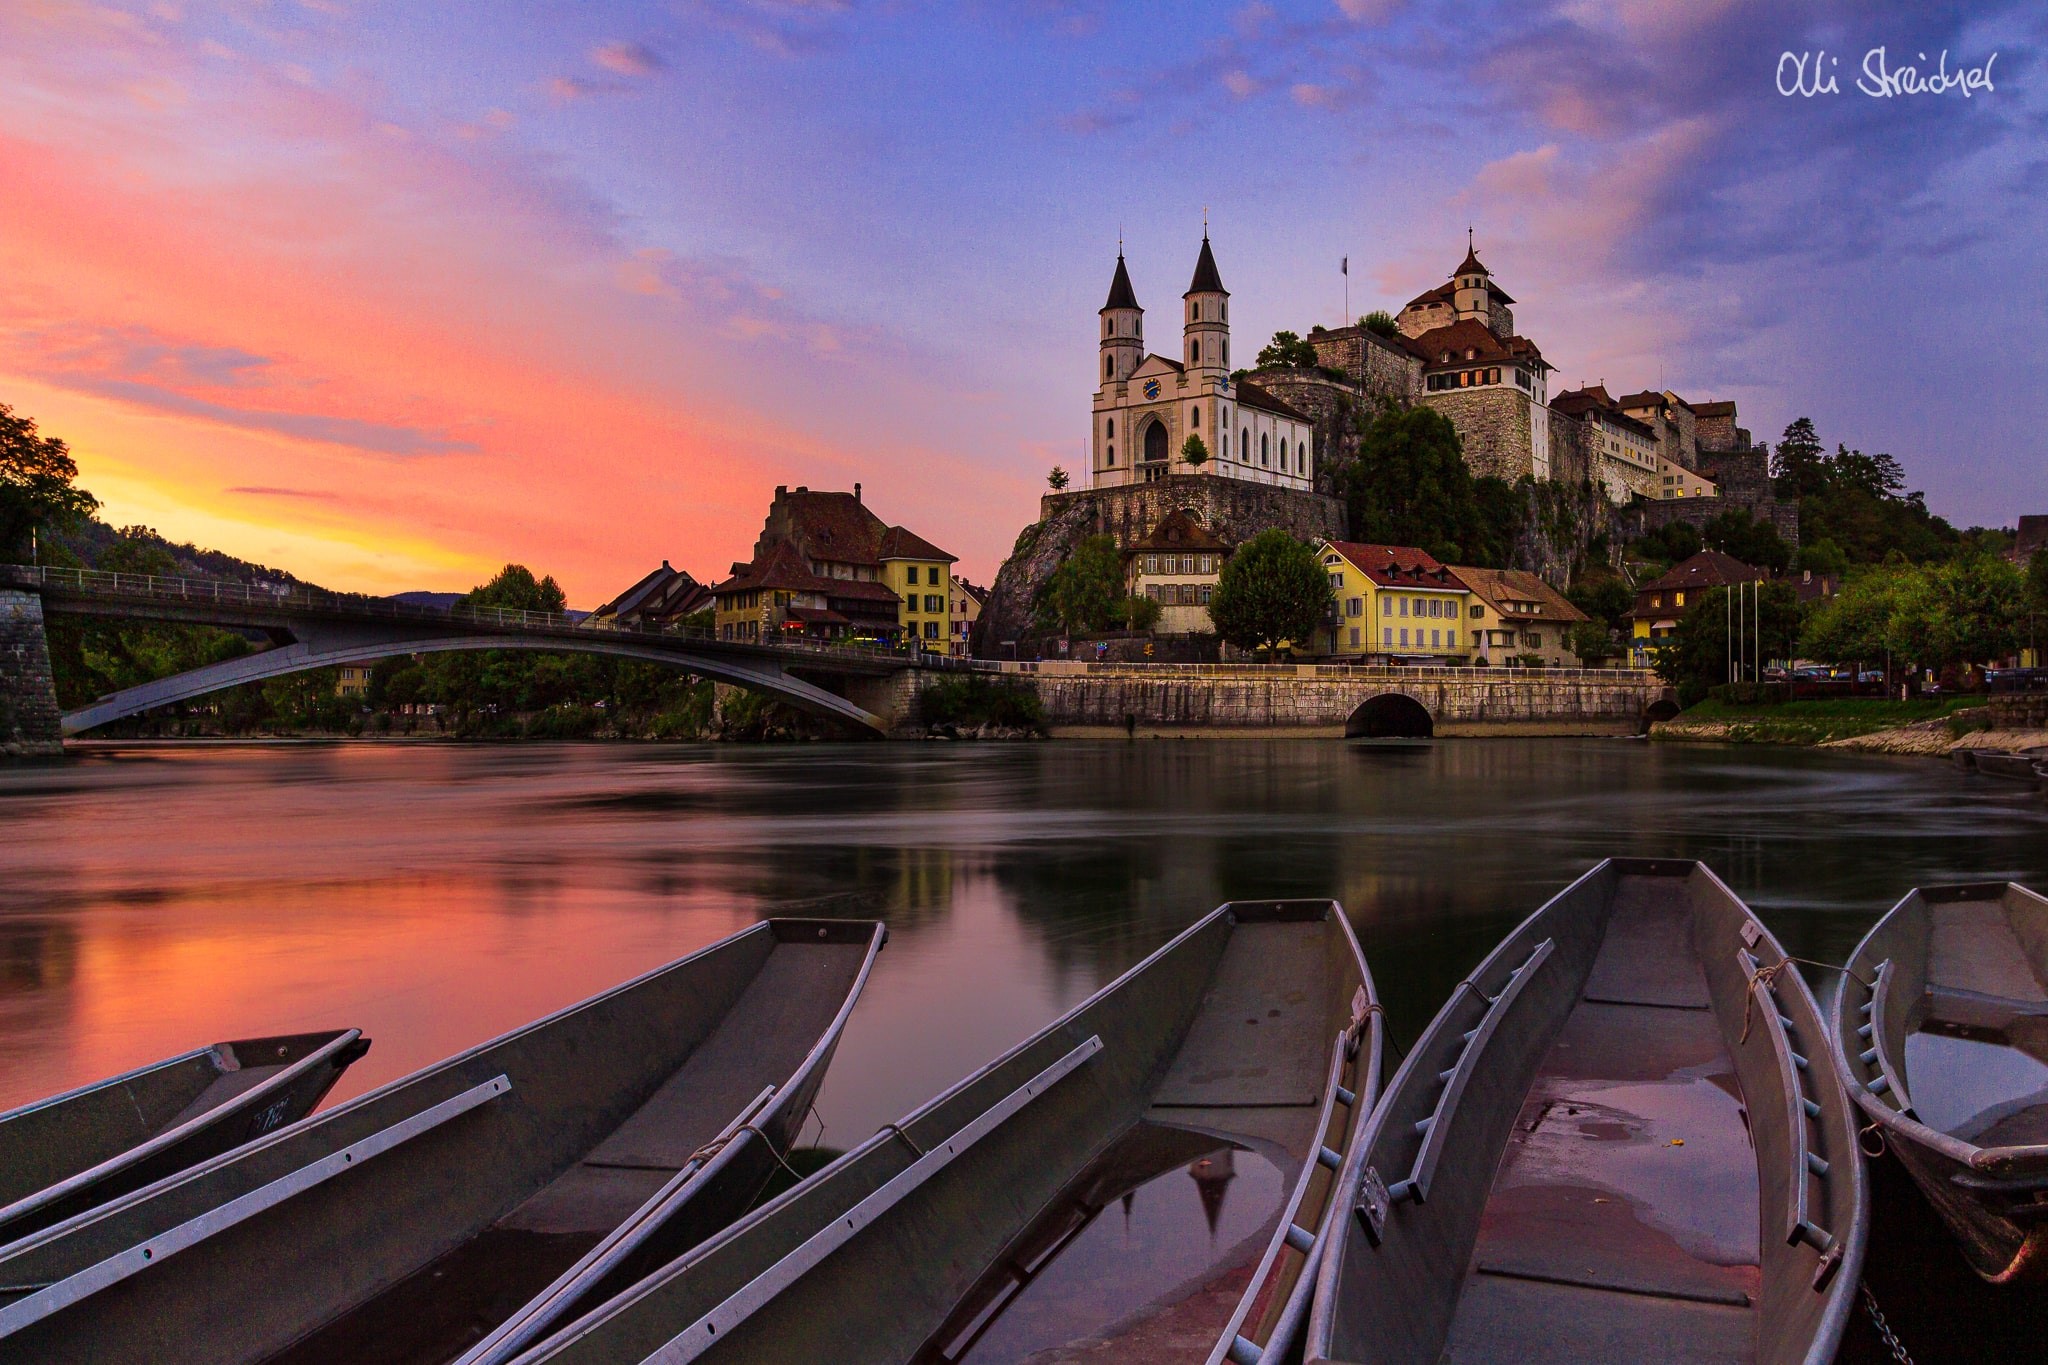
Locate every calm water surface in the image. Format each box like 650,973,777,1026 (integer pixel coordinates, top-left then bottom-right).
4,738,2046,1361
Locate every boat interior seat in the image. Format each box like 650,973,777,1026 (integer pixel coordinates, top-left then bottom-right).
1926,900,2048,1012
1445,883,1761,1361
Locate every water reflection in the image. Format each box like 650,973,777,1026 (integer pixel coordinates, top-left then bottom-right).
2,738,2047,1358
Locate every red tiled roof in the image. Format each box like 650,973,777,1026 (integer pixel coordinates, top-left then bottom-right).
1322,541,1463,589
1691,400,1737,418
1622,552,1766,620
1552,385,1656,439
714,538,831,596
878,525,956,562
1449,566,1588,624
1405,319,1548,373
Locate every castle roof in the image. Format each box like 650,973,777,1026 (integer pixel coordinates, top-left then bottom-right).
1186,235,1228,296
1457,242,1487,276
1449,566,1587,625
1233,379,1311,422
1403,319,1548,372
1322,541,1464,590
1552,385,1655,438
1691,400,1738,419
1103,253,1139,312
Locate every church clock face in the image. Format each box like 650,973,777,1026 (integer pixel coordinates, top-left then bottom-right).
1142,379,1161,400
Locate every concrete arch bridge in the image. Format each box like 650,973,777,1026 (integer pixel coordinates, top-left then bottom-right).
1,566,955,738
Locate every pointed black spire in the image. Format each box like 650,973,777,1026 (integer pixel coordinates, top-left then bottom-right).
1457,228,1487,277
1102,252,1139,312
1186,233,1227,297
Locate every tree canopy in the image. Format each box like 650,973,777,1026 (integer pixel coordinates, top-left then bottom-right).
1037,533,1123,635
1769,417,1956,564
1338,404,1515,566
0,402,99,559
1800,555,2026,676
1207,529,1330,653
1652,583,1804,701
1255,331,1318,369
1361,311,1397,338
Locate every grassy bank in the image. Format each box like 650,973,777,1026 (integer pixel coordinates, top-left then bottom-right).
1654,696,1989,746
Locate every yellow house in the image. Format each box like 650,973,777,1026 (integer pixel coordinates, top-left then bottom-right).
949,576,985,657
335,665,373,698
1315,541,1473,661
880,527,956,653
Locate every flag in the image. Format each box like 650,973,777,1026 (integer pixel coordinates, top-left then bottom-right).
1341,256,1348,275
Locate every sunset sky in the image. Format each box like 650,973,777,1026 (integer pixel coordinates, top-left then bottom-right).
3,2,2043,602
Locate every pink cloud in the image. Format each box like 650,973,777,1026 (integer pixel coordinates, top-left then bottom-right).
591,41,663,77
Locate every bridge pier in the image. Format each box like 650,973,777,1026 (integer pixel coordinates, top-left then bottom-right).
0,589,63,757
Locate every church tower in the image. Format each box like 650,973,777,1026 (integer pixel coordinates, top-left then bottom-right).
1099,251,1143,385
1183,233,1229,375
1451,230,1514,335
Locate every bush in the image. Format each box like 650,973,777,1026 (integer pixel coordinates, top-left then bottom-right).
917,675,1045,732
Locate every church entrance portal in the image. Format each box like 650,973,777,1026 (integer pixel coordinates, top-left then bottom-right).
1141,419,1169,480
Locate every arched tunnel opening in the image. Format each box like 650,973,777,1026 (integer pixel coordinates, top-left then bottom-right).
1642,698,1681,730
1345,693,1434,739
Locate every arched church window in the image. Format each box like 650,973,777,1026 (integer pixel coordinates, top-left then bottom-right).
1107,446,1115,465
1280,440,1288,464
1105,356,1114,379
1241,429,1249,461
1222,338,1228,366
1191,339,1200,364
1260,433,1268,465
1191,406,1199,428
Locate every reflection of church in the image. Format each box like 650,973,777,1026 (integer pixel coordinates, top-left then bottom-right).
1090,234,1315,492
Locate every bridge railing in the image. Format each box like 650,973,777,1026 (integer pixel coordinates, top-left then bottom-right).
0,563,976,670
989,659,1659,682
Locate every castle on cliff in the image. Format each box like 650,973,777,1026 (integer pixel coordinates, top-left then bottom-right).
1090,235,1317,493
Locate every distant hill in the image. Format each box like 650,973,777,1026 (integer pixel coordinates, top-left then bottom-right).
50,520,319,591
386,590,464,610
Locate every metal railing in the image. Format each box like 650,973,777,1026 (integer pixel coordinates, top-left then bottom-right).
990,658,1658,682
0,563,976,671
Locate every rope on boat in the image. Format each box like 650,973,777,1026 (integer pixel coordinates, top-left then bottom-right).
1738,959,1793,1043
1859,1121,1888,1159
685,1123,806,1182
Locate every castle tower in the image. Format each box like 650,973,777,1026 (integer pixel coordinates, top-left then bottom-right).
1452,230,1490,323
1182,233,1229,375
1099,251,1143,385
1451,230,1515,336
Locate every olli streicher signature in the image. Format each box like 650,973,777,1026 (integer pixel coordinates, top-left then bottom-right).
1778,48,1997,99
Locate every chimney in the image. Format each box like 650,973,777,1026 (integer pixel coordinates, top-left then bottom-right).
854,482,862,503
775,485,787,498
662,559,671,570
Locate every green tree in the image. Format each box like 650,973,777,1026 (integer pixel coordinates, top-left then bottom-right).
1795,538,1849,578
1567,621,1619,665
1207,529,1330,654
2029,548,2048,615
1361,311,1397,338
1566,574,1634,633
1339,405,1508,565
1701,508,1791,574
1628,521,1702,571
1120,593,1161,631
1255,331,1318,369
1653,583,1804,701
1047,465,1070,491
0,403,99,558
1769,417,1826,496
1802,557,2025,679
1038,533,1123,635
1180,434,1210,468
1801,568,1909,672
463,563,567,614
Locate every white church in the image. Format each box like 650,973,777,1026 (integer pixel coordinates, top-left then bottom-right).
1089,235,1316,492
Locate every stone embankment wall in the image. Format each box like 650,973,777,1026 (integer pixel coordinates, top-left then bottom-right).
0,590,64,756
990,663,1662,735
1992,695,2048,730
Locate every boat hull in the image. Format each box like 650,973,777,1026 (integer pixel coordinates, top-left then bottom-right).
1828,881,2048,1283
1306,859,1867,1365
0,918,884,1365
511,899,1379,1365
0,1030,369,1247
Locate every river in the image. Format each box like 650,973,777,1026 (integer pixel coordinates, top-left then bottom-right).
4,738,2045,1362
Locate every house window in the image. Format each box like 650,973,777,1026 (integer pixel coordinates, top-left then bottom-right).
1144,554,1159,574
1331,571,1344,587
1347,597,1362,617
924,621,940,639
1400,628,1409,647
1383,627,1393,646
1675,591,1686,606
1350,627,1360,647
1399,598,1409,616
1198,554,1214,574
1470,605,1483,618
1198,585,1213,605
